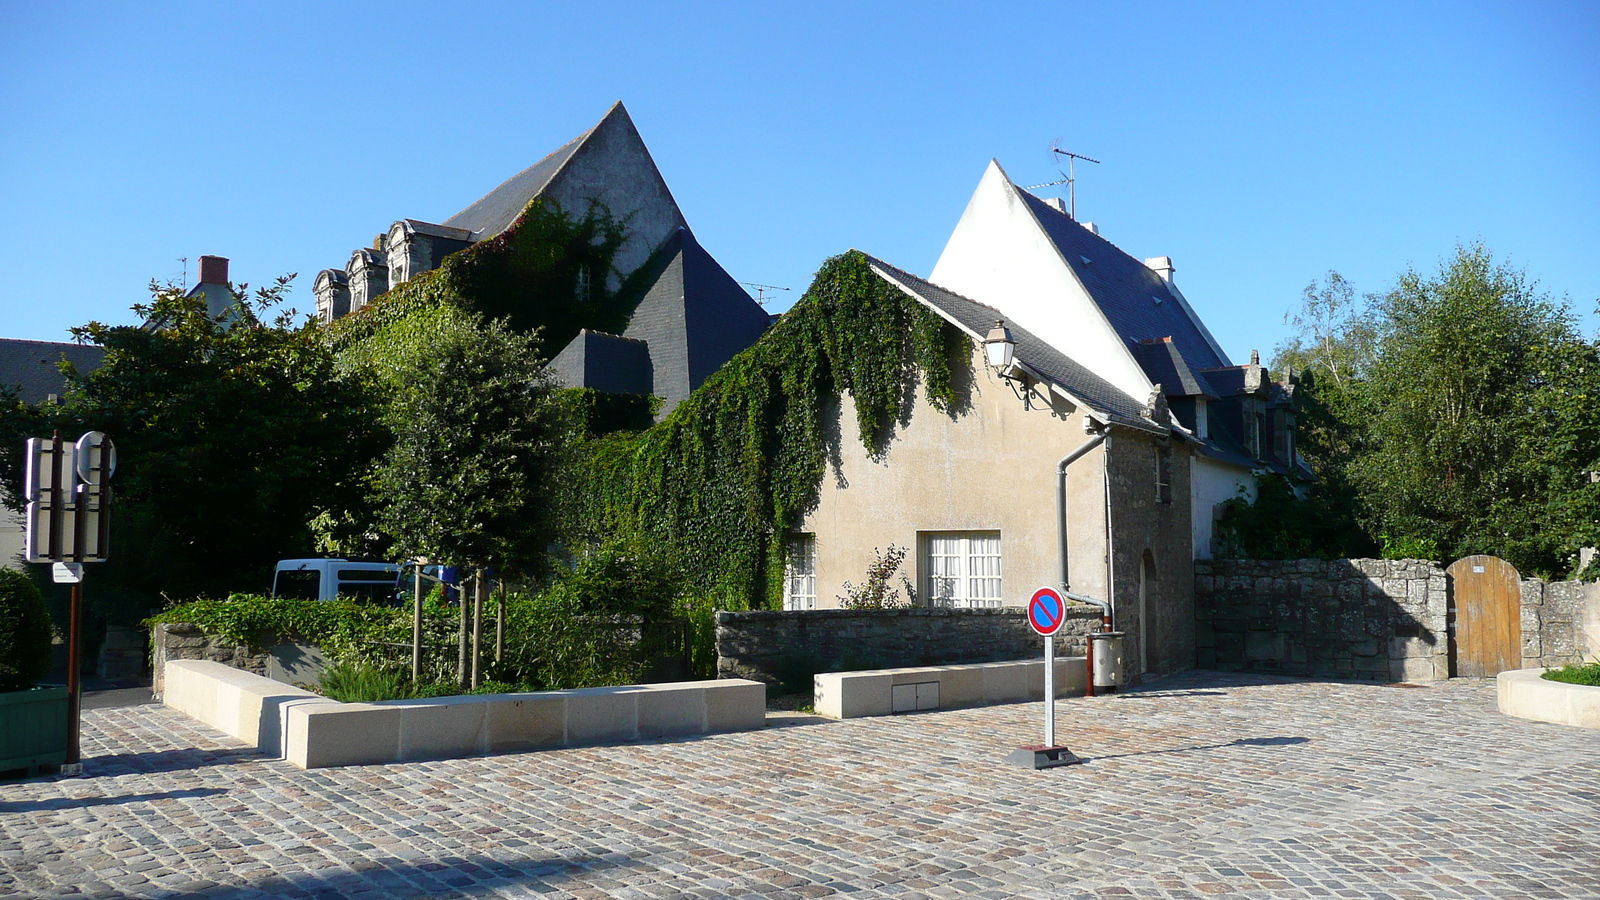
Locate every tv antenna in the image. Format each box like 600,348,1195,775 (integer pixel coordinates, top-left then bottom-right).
1026,140,1101,219
739,282,790,307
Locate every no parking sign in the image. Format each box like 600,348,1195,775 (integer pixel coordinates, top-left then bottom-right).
1028,587,1066,636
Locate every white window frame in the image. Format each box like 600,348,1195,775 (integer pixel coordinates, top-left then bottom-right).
921,531,1002,608
782,534,817,611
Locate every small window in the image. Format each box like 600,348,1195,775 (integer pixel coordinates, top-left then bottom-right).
923,531,1002,608
783,534,817,610
1154,446,1172,505
273,569,320,600
575,264,591,302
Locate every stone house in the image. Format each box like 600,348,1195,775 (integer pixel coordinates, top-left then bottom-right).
314,101,770,417
784,161,1304,679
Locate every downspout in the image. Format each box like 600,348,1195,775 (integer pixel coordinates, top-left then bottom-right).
1058,426,1112,695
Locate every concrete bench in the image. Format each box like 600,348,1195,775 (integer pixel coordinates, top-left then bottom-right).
163,660,767,768
1497,667,1600,729
814,657,1087,719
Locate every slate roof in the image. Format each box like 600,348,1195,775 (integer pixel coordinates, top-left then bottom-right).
1131,338,1217,398
622,228,770,413
1015,190,1229,373
547,330,652,396
0,339,105,404
442,130,590,239
864,255,1164,433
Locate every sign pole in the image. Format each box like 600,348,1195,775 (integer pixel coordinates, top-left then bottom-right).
1044,634,1055,748
1007,586,1082,769
64,579,82,773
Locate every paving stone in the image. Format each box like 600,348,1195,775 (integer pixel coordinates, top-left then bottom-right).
1,672,1597,898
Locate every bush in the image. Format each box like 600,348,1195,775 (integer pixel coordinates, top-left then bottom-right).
0,568,54,692
1542,661,1600,687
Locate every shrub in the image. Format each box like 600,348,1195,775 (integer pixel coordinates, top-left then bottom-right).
1542,661,1600,687
0,568,54,692
837,545,915,609
319,661,409,703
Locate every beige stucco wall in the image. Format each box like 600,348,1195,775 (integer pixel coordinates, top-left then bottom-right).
799,343,1197,682
801,345,1109,612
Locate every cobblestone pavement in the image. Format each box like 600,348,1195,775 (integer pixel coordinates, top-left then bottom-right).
3,671,1597,899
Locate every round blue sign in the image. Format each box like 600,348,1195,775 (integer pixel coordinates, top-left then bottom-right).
1029,587,1066,636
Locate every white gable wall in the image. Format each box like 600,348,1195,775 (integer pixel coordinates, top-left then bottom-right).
930,161,1153,406
1191,454,1257,559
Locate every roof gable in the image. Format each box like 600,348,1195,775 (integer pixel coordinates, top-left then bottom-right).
928,160,1154,405
441,102,687,280
865,255,1162,432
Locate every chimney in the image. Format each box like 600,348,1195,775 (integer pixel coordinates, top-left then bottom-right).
1081,221,1099,236
1144,256,1175,283
197,255,229,285
1042,197,1068,215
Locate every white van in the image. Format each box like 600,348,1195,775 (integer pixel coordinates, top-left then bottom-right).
271,559,401,604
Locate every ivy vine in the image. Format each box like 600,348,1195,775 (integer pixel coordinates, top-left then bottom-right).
571,250,966,611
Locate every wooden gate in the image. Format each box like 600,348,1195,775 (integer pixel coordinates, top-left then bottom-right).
1446,555,1521,677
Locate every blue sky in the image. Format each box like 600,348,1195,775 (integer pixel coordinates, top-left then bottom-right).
2,1,1596,365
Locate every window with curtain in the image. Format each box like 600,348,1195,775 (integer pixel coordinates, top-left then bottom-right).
923,531,1002,608
783,534,817,610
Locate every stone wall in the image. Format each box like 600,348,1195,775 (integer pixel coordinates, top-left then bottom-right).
1196,559,1599,683
715,607,1100,685
151,623,271,694
1520,579,1599,669
1195,559,1450,682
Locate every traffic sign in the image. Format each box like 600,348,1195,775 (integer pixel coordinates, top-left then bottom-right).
1028,586,1066,636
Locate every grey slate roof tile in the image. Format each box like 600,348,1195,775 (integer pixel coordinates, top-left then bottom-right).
623,228,768,416
1132,338,1218,398
1016,190,1228,373
442,131,589,239
0,339,105,404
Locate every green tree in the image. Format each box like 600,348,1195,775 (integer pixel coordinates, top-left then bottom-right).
0,279,382,621
1351,245,1597,573
363,312,570,575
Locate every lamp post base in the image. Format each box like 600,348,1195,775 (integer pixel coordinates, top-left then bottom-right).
1004,744,1083,769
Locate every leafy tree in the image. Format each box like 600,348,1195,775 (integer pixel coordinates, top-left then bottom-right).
0,279,382,621
363,311,570,575
1260,245,1599,575
1356,244,1599,573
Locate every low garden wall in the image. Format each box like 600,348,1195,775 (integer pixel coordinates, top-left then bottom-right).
1195,559,1599,682
715,607,1100,685
151,623,326,694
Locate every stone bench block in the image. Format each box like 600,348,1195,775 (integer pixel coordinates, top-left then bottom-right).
1497,667,1600,729
167,660,765,769
814,658,1087,719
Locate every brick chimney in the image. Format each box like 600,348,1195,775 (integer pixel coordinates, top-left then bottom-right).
197,255,229,285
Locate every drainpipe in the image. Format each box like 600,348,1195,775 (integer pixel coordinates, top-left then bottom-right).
1058,425,1110,695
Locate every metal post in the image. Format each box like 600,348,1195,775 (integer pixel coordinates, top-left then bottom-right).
64,581,82,774
456,575,469,689
470,571,483,689
1044,634,1055,748
411,566,423,683
494,579,504,665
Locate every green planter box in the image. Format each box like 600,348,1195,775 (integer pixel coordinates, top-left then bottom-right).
0,685,69,776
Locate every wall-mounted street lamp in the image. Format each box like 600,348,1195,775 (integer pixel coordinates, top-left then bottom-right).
986,319,1042,410
984,320,1015,373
